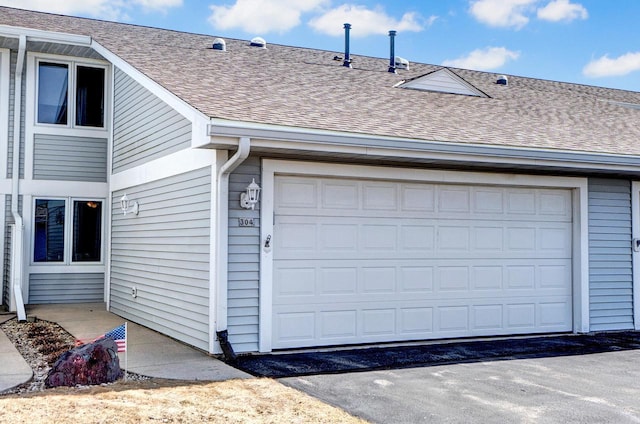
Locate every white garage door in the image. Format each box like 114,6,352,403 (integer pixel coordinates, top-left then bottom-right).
272,175,573,349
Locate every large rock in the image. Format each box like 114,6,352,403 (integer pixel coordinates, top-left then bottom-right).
45,338,122,388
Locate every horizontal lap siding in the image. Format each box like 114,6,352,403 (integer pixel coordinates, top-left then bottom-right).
112,68,191,173
7,50,25,179
110,167,212,351
228,157,261,353
33,134,107,182
588,178,634,330
28,273,104,304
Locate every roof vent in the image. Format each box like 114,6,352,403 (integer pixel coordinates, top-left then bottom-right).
212,38,226,51
343,23,352,68
388,30,397,73
250,36,266,48
395,56,410,71
496,74,508,85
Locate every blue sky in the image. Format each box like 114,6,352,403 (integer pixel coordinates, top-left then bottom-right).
3,0,640,91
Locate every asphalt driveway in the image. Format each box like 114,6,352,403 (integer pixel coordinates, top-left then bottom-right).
280,349,640,423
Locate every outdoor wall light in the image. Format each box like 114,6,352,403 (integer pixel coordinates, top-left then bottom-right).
240,178,261,210
120,193,139,216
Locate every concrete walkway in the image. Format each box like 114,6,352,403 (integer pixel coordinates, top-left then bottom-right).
0,303,250,392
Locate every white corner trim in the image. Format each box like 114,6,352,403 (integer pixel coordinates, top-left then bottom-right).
258,163,275,353
632,182,640,330
258,159,590,352
575,183,590,333
110,148,217,191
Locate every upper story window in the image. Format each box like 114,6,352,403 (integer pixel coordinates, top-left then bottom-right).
37,61,105,128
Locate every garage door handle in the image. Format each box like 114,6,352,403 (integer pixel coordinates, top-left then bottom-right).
633,238,640,252
264,235,272,253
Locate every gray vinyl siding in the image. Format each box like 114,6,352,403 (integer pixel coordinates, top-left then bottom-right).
33,134,107,182
7,49,25,179
28,273,104,304
110,167,212,351
228,156,261,353
588,178,634,331
112,68,192,173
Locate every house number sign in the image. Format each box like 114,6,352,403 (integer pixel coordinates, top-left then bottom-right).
238,218,256,227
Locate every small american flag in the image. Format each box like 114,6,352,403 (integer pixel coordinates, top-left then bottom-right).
104,324,127,353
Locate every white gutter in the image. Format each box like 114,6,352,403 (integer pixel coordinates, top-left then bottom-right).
206,119,640,174
11,35,26,321
213,137,250,353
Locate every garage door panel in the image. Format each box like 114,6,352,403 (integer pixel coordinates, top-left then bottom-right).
272,176,574,349
273,259,572,304
275,217,572,260
276,181,572,221
273,296,573,348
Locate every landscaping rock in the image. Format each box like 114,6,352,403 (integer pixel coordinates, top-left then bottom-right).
45,338,122,388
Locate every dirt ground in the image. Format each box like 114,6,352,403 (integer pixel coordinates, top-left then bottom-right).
0,377,367,423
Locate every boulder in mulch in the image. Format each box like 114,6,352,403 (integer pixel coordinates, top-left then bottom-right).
44,338,122,388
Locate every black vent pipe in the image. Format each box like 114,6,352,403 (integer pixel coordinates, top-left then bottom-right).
343,23,352,68
388,30,397,73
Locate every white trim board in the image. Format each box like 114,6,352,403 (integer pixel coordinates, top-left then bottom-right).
110,148,217,191
259,159,590,352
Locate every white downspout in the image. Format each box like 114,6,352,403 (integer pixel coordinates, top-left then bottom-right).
214,137,250,355
11,35,26,321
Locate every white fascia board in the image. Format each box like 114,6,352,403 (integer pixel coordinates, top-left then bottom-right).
0,25,91,45
90,40,210,127
207,118,640,174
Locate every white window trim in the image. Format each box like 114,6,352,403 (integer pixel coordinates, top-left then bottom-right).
631,182,640,330
32,55,109,131
258,159,590,352
25,52,111,184
28,196,106,269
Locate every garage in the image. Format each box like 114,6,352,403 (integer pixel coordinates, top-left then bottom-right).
269,172,574,350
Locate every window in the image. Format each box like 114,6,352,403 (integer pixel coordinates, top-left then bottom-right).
37,63,68,125
34,198,103,263
76,66,105,127
73,200,102,262
36,61,106,128
34,199,65,262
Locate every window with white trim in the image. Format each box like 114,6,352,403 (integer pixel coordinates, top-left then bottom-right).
34,198,103,263
36,60,106,128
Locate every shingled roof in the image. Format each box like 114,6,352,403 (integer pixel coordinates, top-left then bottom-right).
2,6,640,157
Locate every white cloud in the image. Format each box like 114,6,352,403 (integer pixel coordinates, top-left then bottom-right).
208,0,327,34
308,4,428,37
537,0,587,22
442,46,520,70
583,52,640,78
0,0,182,20
468,0,538,29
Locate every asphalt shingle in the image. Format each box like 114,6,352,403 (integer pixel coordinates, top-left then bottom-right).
2,6,640,156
